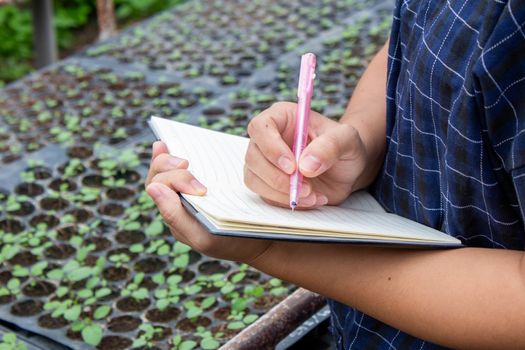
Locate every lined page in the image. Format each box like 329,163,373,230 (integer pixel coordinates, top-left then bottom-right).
185,186,459,243
150,117,460,244
150,116,247,186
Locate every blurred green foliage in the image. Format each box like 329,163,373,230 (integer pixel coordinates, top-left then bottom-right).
0,0,184,86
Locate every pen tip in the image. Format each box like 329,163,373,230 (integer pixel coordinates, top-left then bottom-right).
290,201,297,211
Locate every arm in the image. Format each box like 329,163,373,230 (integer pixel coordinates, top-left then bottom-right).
340,40,388,191
251,243,525,349
146,42,525,348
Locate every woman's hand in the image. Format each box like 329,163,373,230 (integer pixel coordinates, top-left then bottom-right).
145,141,274,263
244,101,370,209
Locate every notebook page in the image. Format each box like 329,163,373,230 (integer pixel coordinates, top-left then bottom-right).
150,116,247,187
185,186,460,243
338,191,386,213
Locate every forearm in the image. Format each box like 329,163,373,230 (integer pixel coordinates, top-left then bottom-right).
252,243,525,348
340,41,389,190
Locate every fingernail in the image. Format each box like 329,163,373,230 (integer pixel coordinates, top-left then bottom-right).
278,156,294,174
147,183,167,200
300,155,322,173
299,194,316,206
316,195,328,206
169,157,184,168
191,179,207,194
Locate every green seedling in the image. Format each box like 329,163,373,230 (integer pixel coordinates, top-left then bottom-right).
171,335,197,350
132,324,165,348
195,327,221,349
0,333,28,350
109,253,130,268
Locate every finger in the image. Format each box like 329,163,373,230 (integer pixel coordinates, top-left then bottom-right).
150,169,207,196
152,141,169,160
146,153,189,187
247,102,297,174
245,141,312,197
244,166,320,208
299,123,362,178
146,182,206,246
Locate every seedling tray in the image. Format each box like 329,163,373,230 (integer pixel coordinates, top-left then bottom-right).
0,0,393,348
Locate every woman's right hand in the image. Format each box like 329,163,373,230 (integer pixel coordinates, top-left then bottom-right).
244,101,371,209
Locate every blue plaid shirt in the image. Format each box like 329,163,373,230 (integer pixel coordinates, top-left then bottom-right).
329,0,525,348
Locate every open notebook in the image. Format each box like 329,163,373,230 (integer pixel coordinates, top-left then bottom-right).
149,116,462,247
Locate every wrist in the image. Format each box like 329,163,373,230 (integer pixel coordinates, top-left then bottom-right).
340,114,386,191
249,241,288,278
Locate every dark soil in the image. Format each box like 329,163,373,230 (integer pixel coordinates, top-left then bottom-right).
22,280,56,297
97,336,132,350
49,178,77,192
56,225,77,240
67,145,93,159
103,266,130,281
145,306,181,322
134,257,167,274
11,299,43,316
115,230,145,244
82,174,105,187
0,271,12,284
116,296,151,312
98,203,125,216
107,315,142,332
115,169,141,183
139,276,158,290
84,236,112,252
176,316,212,331
213,306,231,321
0,219,25,233
2,153,20,164
44,244,76,260
189,250,202,265
66,328,82,341
180,270,196,283
15,182,44,196
198,260,231,275
253,295,286,310
40,197,69,211
66,208,93,222
9,251,38,266
202,106,226,118
106,187,135,200
31,166,52,180
29,214,59,228
38,314,69,329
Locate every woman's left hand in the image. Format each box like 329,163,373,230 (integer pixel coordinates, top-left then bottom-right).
145,141,275,263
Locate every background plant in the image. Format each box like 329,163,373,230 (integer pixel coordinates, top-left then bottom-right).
0,0,185,86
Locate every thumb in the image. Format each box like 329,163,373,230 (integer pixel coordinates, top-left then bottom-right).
299,123,361,177
146,183,186,231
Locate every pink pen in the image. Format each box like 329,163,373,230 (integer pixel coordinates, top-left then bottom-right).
290,53,316,210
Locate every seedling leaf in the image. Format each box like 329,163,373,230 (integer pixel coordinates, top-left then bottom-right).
82,324,103,346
